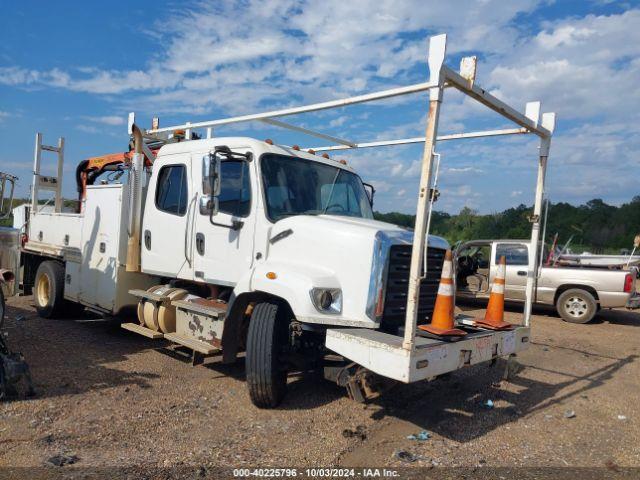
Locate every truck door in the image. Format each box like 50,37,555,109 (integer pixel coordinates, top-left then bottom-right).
192,151,255,286
493,242,529,300
141,156,195,280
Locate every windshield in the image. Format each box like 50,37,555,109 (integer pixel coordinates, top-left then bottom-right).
260,154,374,222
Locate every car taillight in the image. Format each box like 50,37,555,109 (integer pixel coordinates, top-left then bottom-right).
624,273,633,293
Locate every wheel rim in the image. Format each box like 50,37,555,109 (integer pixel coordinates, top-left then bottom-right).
37,273,50,307
565,296,588,319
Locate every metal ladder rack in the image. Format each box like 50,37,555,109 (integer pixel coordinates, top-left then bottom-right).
131,33,556,353
31,133,64,214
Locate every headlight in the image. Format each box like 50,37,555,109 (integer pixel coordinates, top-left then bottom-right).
310,288,342,314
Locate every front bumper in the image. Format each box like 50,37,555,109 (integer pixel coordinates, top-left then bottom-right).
325,325,530,383
626,292,640,309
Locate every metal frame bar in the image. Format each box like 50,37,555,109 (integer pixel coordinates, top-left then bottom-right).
133,32,555,351
309,127,528,152
260,118,356,147
147,81,437,134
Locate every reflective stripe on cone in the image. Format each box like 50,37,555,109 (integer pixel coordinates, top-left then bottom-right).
418,249,467,337
475,255,514,331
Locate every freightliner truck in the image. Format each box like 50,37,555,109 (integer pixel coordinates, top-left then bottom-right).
0,34,556,407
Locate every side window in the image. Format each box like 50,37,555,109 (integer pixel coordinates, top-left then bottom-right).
156,165,188,215
495,243,529,266
218,160,251,217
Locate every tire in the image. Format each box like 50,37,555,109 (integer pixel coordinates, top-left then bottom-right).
246,302,290,408
556,288,597,324
34,261,66,318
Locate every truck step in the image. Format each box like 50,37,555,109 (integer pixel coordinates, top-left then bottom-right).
121,322,164,339
163,332,219,355
129,289,172,304
172,298,227,319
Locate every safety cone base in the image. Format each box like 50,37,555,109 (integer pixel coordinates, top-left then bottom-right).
473,319,514,331
418,323,468,337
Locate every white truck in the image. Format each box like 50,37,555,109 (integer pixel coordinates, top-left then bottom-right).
455,240,639,323
0,34,556,407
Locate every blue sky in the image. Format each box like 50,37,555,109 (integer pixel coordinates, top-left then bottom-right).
1,0,638,214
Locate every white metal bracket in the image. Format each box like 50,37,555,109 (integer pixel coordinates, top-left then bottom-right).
459,56,477,88
525,102,541,127
428,34,447,101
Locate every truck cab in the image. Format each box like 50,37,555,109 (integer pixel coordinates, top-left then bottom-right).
139,137,448,332
455,240,531,301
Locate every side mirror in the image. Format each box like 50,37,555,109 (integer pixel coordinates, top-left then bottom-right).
201,154,222,216
202,154,221,196
199,195,219,216
0,173,16,219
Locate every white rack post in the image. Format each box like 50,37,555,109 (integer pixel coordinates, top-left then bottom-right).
403,34,447,351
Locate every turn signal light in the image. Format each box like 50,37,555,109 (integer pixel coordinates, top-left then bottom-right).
266,272,277,280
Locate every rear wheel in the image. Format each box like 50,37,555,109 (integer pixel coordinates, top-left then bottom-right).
246,302,290,408
556,288,597,324
34,261,65,318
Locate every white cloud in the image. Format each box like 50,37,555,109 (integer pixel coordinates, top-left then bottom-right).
1,2,637,213
83,115,126,126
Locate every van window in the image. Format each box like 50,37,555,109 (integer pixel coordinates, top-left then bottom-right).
495,243,529,266
156,165,188,215
218,161,251,217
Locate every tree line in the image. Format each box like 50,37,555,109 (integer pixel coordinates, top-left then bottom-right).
3,196,639,253
374,197,640,253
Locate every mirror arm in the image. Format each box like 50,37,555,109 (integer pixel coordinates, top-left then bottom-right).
208,208,244,230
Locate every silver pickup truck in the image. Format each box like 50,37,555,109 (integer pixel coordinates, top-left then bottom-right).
455,239,640,324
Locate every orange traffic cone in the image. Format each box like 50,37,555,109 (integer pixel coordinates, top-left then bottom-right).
475,255,514,330
419,250,467,337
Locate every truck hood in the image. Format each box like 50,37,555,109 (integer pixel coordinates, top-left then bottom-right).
269,214,449,250
252,214,449,327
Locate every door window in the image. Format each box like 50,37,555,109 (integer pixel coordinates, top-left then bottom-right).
495,243,529,266
218,161,251,217
155,165,188,215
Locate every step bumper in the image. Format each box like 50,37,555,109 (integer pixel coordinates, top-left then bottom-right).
325,326,530,383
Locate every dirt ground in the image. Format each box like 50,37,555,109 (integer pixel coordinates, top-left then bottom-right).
1,294,639,475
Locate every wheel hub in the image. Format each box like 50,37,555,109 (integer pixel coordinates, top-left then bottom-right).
565,296,587,317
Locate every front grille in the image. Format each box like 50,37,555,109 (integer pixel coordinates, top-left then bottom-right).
380,245,446,333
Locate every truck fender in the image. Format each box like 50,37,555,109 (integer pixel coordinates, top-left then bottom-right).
221,262,338,363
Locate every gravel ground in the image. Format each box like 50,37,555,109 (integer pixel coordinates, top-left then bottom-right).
0,294,638,474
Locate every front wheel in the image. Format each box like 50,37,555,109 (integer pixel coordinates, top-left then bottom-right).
246,302,290,408
556,289,597,324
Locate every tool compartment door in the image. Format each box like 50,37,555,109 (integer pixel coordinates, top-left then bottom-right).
79,185,124,310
